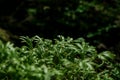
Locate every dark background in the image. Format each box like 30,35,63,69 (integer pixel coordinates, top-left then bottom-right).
0,0,120,54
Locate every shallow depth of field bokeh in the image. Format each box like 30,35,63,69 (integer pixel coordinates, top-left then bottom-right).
0,0,120,80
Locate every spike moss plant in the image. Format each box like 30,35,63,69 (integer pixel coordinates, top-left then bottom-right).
0,35,120,80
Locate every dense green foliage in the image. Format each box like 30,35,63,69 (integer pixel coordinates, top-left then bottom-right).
0,1,120,79
0,36,120,80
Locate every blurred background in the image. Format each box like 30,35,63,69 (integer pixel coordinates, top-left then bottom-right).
0,0,120,55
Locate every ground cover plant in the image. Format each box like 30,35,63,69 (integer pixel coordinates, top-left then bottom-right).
0,35,120,80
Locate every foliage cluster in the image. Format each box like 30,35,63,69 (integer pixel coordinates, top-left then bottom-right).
0,36,120,80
